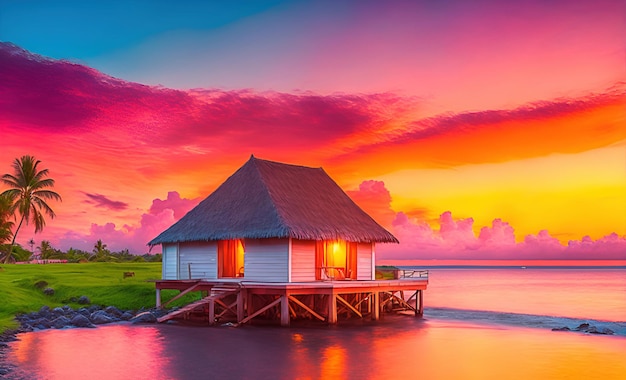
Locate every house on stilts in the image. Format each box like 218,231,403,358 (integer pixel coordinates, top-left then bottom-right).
148,156,428,326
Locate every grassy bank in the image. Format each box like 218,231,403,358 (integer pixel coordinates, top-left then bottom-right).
0,262,197,333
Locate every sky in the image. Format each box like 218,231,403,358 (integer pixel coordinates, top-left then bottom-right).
0,0,625,261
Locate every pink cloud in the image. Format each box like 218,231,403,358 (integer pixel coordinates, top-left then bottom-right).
343,181,626,260
54,191,199,254
346,180,396,227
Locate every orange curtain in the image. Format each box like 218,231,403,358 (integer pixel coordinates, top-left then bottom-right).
346,242,357,279
218,240,238,278
315,241,326,280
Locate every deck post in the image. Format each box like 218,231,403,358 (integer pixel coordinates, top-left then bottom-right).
280,295,290,326
156,289,162,309
237,289,245,322
328,294,337,324
208,299,215,326
371,291,379,320
417,289,423,316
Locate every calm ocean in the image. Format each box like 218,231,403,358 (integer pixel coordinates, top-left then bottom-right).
6,266,626,379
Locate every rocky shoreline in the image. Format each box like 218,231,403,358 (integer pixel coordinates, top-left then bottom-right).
0,300,168,379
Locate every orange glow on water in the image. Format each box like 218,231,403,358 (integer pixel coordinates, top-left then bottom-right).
320,345,347,379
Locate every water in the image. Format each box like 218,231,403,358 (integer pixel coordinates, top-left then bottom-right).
5,266,626,379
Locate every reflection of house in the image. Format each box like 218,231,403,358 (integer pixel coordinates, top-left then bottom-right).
149,156,398,282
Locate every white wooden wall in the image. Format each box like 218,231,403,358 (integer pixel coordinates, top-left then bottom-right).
291,239,316,282
178,241,217,280
244,238,289,282
162,244,178,280
357,242,373,280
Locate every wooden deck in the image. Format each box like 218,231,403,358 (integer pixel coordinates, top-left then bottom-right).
155,275,428,326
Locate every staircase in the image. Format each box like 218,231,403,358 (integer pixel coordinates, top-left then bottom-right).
157,284,242,323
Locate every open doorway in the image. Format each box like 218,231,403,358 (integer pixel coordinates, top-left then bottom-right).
218,239,245,278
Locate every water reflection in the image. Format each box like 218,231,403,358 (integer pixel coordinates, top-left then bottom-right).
7,320,626,380
10,325,170,379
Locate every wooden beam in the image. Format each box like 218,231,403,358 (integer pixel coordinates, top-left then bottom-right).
288,295,325,322
209,299,215,326
336,294,362,318
239,297,282,325
163,281,203,308
216,300,238,319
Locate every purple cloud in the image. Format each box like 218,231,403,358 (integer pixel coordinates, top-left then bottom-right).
83,193,128,211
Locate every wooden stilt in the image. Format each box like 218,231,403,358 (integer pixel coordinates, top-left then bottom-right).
281,295,290,326
156,289,162,309
418,289,423,316
237,290,245,322
372,292,379,320
328,294,337,324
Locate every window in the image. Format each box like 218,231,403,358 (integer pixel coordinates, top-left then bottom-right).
315,240,357,280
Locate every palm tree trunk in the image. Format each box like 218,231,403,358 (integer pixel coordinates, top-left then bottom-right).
3,215,25,264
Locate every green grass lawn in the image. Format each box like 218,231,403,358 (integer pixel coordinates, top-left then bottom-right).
0,262,200,333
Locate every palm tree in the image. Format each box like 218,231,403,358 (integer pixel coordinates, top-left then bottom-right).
1,156,61,263
38,240,54,260
91,239,110,261
0,194,15,250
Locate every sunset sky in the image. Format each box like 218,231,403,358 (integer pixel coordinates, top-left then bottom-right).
1,0,624,260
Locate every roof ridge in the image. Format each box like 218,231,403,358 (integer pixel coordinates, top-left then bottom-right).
247,157,292,236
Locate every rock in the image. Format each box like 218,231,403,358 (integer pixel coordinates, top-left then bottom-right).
575,323,590,331
104,306,123,317
600,328,615,335
88,305,101,313
90,310,115,324
120,311,135,321
130,311,157,324
77,296,91,305
70,314,95,328
77,307,91,317
51,316,71,329
52,307,65,316
552,326,571,331
34,280,48,289
91,314,114,324
34,318,51,329
39,305,51,315
43,287,55,296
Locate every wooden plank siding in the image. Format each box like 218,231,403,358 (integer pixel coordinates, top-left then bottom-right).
291,239,316,282
162,244,179,280
357,242,373,280
178,241,217,280
244,238,289,282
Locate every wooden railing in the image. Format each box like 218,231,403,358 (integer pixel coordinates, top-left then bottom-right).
399,269,429,279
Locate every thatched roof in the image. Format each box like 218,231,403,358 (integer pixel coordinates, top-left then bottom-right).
148,156,398,245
